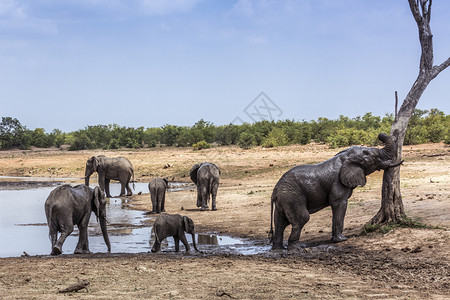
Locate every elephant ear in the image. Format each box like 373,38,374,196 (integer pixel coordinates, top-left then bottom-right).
190,164,200,185
163,177,169,187
183,216,189,232
91,156,99,171
93,186,101,221
339,155,367,188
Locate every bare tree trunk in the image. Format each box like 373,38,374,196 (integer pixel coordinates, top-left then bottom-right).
370,0,450,224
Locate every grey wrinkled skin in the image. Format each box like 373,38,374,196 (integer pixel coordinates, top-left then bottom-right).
269,133,401,250
148,177,168,213
85,155,134,198
190,162,220,211
44,184,111,255
151,214,200,253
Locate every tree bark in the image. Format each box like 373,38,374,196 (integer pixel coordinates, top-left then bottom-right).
370,0,450,224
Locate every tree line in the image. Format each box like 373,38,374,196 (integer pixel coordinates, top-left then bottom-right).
0,109,448,151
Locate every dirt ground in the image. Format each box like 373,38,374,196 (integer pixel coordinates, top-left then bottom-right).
0,143,449,299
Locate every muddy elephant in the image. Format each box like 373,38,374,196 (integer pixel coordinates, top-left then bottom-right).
148,177,168,213
84,155,134,198
45,184,111,255
151,214,200,253
269,133,403,250
190,162,220,211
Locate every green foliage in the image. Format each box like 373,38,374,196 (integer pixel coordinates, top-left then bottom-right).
262,128,288,148
327,128,377,148
0,117,30,149
1,109,447,150
192,140,211,150
238,131,257,149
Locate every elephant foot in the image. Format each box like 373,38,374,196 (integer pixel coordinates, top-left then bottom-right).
271,243,286,251
51,246,62,256
127,193,133,196
106,194,112,198
161,209,166,212
151,247,160,253
211,207,217,211
332,234,348,243
200,207,208,211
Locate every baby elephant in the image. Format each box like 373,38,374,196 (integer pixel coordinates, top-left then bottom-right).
148,177,168,213
151,214,200,253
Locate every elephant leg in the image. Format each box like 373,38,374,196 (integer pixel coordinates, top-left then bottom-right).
196,186,202,207
174,236,180,252
211,183,218,211
75,214,91,254
179,233,190,252
52,222,74,255
126,180,133,196
160,192,166,212
286,204,310,250
119,180,126,197
150,192,157,213
105,178,112,198
200,185,209,210
49,222,58,253
272,207,289,250
331,199,348,242
151,239,161,253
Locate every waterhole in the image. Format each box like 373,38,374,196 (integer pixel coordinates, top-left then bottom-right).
0,177,270,257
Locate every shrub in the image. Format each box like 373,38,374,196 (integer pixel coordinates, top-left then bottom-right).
192,140,211,150
238,132,256,149
262,128,288,148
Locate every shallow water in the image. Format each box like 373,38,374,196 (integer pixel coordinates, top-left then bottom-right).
0,177,270,257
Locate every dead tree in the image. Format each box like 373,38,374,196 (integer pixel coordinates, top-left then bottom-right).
370,0,450,224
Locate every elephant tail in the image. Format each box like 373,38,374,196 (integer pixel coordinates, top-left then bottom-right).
131,169,136,191
268,189,276,243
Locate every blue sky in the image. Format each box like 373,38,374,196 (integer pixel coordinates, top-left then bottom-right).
1,0,449,132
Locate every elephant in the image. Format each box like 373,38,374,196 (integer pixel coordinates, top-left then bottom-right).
190,162,220,211
45,184,111,255
269,133,403,250
148,177,169,213
151,214,200,253
84,155,135,198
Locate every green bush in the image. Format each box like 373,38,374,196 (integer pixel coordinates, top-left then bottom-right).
327,128,376,148
238,132,257,149
262,128,288,148
192,140,211,150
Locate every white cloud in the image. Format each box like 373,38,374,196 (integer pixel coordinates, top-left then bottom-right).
0,0,26,19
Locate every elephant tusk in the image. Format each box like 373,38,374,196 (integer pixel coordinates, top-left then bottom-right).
388,160,404,168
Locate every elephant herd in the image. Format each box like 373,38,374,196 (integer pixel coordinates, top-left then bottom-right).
45,133,401,255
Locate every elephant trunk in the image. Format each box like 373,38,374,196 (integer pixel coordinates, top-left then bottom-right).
378,133,396,162
84,169,93,186
191,232,200,252
100,216,111,253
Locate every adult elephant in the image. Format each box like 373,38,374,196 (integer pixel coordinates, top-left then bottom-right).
148,177,169,213
45,184,111,255
190,162,220,211
84,155,135,198
269,133,403,250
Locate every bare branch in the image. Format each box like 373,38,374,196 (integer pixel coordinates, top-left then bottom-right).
431,57,450,79
409,0,423,24
427,0,432,22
